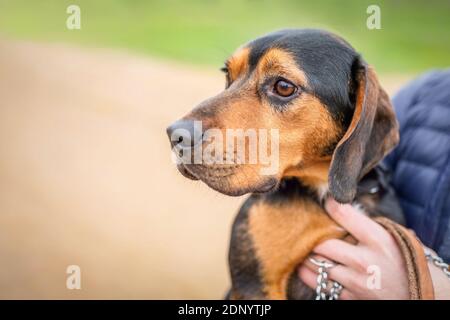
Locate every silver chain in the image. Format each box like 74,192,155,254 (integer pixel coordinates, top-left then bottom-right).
314,264,328,300
328,281,344,300
310,258,343,300
424,248,450,279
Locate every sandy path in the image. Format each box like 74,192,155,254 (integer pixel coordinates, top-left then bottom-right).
0,39,413,299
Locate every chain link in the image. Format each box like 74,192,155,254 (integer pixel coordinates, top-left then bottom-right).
328,281,344,300
310,258,343,300
315,265,328,300
424,248,450,279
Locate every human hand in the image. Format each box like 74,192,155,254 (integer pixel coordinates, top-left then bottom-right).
298,198,410,299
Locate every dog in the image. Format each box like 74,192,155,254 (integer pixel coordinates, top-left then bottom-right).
167,29,405,299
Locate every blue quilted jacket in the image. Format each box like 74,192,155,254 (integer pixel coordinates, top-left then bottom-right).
384,70,450,262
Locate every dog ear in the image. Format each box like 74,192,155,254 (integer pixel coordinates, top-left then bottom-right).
328,58,399,203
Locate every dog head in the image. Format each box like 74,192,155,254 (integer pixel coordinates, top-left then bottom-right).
167,29,398,202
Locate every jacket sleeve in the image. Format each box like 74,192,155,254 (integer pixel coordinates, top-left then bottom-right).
383,70,443,171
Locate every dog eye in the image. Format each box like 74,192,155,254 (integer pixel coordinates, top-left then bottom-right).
274,80,296,97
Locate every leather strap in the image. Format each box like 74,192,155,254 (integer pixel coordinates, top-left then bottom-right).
374,217,435,300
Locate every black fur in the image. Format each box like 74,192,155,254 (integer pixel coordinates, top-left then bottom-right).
228,195,265,299
247,29,358,127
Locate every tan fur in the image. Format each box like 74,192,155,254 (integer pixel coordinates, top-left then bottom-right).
284,160,331,192
227,47,250,82
276,97,341,176
256,48,308,87
248,199,346,299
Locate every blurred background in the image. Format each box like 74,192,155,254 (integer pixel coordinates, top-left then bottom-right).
0,0,448,299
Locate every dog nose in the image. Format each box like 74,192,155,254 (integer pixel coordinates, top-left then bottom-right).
166,120,202,148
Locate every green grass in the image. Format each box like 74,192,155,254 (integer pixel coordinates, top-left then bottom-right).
0,0,449,72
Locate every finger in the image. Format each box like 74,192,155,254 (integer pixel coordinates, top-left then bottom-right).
339,289,355,300
303,254,336,273
313,239,366,271
298,266,355,300
298,265,318,289
325,198,390,245
301,255,365,292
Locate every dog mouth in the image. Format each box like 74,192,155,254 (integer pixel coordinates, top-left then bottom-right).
176,163,279,196
176,164,199,180
178,163,237,181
